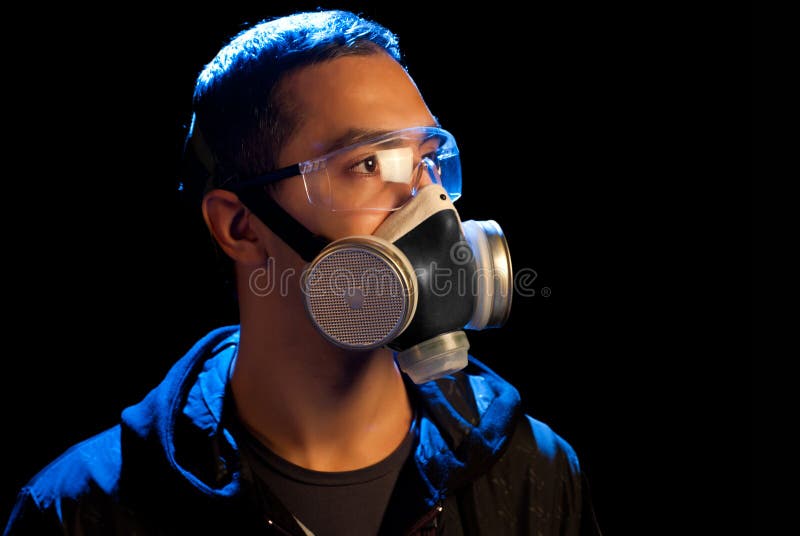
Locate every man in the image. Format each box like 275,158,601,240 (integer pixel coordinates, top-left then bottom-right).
4,10,600,535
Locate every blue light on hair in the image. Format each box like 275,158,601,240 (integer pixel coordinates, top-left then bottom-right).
182,10,403,196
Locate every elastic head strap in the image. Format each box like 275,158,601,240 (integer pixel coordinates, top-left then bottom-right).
233,186,329,263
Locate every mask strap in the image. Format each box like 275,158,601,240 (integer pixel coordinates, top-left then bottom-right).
234,186,329,263
183,123,328,262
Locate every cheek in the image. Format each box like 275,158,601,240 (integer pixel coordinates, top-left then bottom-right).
270,178,316,227
318,211,390,240
271,178,390,239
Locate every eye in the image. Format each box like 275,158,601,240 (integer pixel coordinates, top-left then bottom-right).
419,135,445,157
349,156,379,174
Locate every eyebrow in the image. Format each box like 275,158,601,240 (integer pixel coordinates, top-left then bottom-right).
321,118,442,155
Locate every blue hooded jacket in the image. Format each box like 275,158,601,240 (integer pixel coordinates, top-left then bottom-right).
4,327,598,535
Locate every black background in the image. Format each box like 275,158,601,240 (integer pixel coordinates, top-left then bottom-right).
2,2,752,533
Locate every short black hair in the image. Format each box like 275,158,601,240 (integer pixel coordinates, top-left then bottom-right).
182,10,402,198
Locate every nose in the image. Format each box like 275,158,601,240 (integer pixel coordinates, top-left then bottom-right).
415,158,439,189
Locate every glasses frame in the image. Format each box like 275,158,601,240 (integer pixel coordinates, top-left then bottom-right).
226,126,460,211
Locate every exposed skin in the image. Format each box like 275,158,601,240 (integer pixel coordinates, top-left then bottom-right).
202,52,438,471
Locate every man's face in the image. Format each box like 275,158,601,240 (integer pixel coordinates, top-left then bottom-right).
270,52,438,241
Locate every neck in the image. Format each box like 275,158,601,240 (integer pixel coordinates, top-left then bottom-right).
230,261,413,472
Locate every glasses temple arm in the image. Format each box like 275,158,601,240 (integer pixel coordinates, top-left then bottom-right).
230,164,302,190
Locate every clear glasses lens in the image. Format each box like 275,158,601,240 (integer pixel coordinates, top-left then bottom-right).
300,127,461,211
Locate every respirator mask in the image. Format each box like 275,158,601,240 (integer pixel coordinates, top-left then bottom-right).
220,126,513,383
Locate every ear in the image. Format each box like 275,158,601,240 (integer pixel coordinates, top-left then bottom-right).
202,189,268,265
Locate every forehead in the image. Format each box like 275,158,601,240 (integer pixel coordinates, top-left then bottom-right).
278,52,437,162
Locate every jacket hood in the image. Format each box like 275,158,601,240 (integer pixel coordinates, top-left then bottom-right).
120,326,522,506
411,355,522,499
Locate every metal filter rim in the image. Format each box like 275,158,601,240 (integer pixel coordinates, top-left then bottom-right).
302,235,418,350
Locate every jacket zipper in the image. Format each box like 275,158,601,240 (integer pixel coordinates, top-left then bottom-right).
405,502,444,535
264,515,295,535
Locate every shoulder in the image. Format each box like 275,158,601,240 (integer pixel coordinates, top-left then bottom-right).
27,425,122,503
463,356,581,477
522,415,581,477
480,409,583,494
5,426,122,532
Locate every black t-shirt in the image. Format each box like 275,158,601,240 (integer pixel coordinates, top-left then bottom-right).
237,416,417,536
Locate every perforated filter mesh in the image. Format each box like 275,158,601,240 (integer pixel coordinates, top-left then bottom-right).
304,248,408,348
